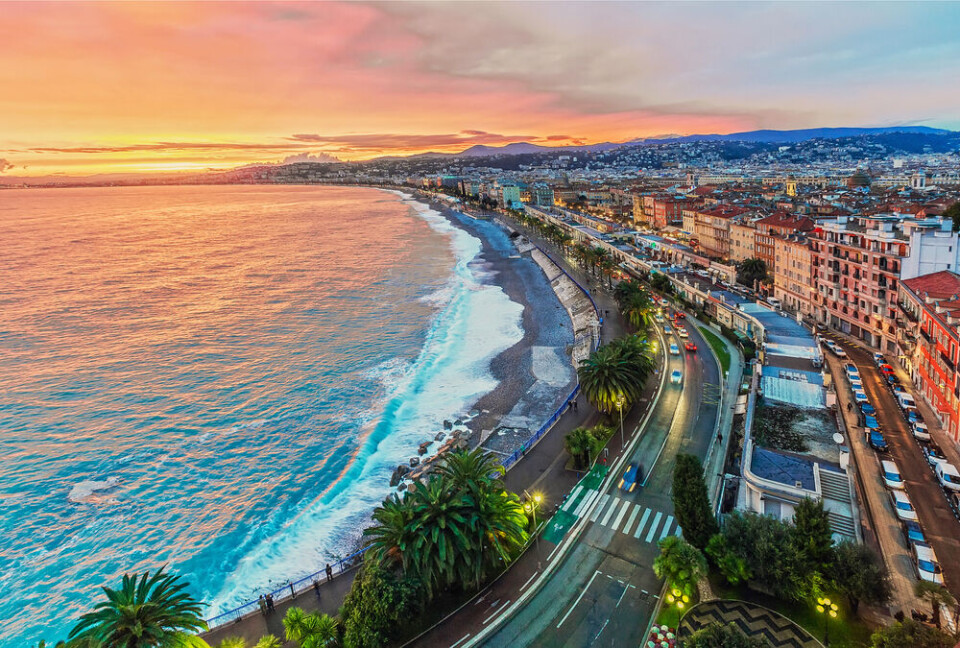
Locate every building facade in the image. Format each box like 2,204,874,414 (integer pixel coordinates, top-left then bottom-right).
774,236,814,315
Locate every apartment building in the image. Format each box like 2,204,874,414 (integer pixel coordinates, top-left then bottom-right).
899,271,960,445
811,215,960,352
754,213,815,275
692,205,752,260
774,236,814,316
728,220,757,263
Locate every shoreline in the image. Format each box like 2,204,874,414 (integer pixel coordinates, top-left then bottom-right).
408,192,578,462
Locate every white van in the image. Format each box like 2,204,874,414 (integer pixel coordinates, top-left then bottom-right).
897,393,917,410
767,297,782,309
935,462,960,492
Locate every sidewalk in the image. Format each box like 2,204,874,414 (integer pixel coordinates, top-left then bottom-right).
203,219,635,646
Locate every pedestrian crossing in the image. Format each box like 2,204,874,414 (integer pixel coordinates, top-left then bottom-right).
565,491,681,543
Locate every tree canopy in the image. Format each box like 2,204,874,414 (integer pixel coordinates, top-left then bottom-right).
672,454,719,550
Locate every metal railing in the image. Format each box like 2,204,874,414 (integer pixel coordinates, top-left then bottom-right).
205,547,368,629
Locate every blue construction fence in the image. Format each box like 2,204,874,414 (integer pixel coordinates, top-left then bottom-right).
205,232,601,630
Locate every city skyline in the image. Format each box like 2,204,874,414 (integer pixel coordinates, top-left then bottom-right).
2,1,960,176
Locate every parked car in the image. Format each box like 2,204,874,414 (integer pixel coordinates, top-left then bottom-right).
879,364,895,376
670,369,683,384
844,362,859,378
873,352,887,367
902,520,926,547
925,444,948,468
619,464,640,492
935,462,960,492
669,343,680,355
849,379,864,392
860,401,876,416
864,414,880,431
891,384,908,397
897,393,918,410
907,410,925,426
881,459,905,490
891,490,918,521
913,543,944,584
886,374,901,386
685,342,697,352
854,390,869,404
912,420,931,441
869,430,889,452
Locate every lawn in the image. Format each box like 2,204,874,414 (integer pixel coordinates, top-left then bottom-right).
698,325,732,375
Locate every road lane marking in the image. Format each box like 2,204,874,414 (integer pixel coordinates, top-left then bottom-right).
546,541,562,562
593,618,610,643
590,494,610,522
519,572,538,592
659,515,675,541
633,508,651,538
610,500,631,532
645,511,664,543
573,490,597,517
600,497,621,526
482,600,510,625
622,504,641,535
562,486,583,512
616,582,635,608
557,569,601,628
449,634,470,648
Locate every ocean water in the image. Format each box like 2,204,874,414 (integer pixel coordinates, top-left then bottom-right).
0,185,523,644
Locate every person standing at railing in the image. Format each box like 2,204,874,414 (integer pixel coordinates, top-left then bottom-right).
326,563,333,582
258,595,267,616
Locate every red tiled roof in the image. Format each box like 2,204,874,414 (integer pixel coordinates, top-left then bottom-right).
903,270,960,299
755,212,815,231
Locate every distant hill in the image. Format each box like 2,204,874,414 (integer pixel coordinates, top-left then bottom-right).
640,126,952,144
455,141,623,157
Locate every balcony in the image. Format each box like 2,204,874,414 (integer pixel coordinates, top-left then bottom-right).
902,308,918,323
941,351,956,372
920,328,933,344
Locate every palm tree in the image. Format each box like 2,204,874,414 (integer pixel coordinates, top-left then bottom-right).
578,341,652,413
434,448,503,498
915,580,956,629
608,335,656,381
466,488,528,586
653,536,708,600
364,494,417,572
737,258,767,288
283,607,338,648
613,279,643,309
254,638,281,648
591,246,610,278
69,567,207,648
218,639,245,648
622,292,653,330
564,427,594,470
406,479,475,597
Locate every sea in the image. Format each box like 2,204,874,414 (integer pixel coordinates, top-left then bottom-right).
0,184,524,645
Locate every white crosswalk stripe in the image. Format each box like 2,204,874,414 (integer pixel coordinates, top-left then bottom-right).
573,490,598,518
622,504,641,536
659,515,675,542
633,508,652,539
590,494,611,522
562,486,583,512
600,497,621,526
645,512,664,543
610,500,631,532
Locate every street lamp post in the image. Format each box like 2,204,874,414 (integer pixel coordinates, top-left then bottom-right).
616,394,626,451
665,588,689,632
816,597,838,646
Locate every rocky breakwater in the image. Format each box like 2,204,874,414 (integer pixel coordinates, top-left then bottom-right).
389,419,473,489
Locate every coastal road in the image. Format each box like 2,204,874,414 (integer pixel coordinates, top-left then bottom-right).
476,322,722,648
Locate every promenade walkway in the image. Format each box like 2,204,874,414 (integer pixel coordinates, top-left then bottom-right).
678,600,824,648
203,212,632,646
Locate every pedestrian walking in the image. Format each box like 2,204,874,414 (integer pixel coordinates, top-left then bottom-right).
258,595,267,616
313,580,322,600
326,563,334,583
717,432,723,443
265,593,275,612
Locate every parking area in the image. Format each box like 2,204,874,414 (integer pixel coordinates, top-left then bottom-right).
822,335,960,605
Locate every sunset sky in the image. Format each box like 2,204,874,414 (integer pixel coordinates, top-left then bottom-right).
2,1,960,177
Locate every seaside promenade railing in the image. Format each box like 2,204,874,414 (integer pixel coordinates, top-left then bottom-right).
204,220,601,630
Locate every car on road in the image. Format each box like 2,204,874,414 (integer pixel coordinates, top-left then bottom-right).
670,369,683,384
664,325,673,335
891,490,918,521
619,464,640,493
925,444,948,468
886,374,901,387
874,353,887,367
677,327,689,338
850,378,864,392
902,520,926,547
654,313,664,322
907,409,924,426
674,312,686,320
881,459,905,490
879,364,895,376
869,430,889,452
685,342,697,352
912,420,931,441
669,343,680,355
859,401,876,416
864,414,880,431
854,390,869,404
844,362,859,378
914,543,944,584
935,462,960,492
891,384,907,397
897,393,917,410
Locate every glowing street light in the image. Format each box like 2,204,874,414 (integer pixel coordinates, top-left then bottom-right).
665,588,689,630
615,393,627,450
815,597,838,645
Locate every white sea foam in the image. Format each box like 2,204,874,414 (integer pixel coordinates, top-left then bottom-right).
209,191,524,612
68,477,120,503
